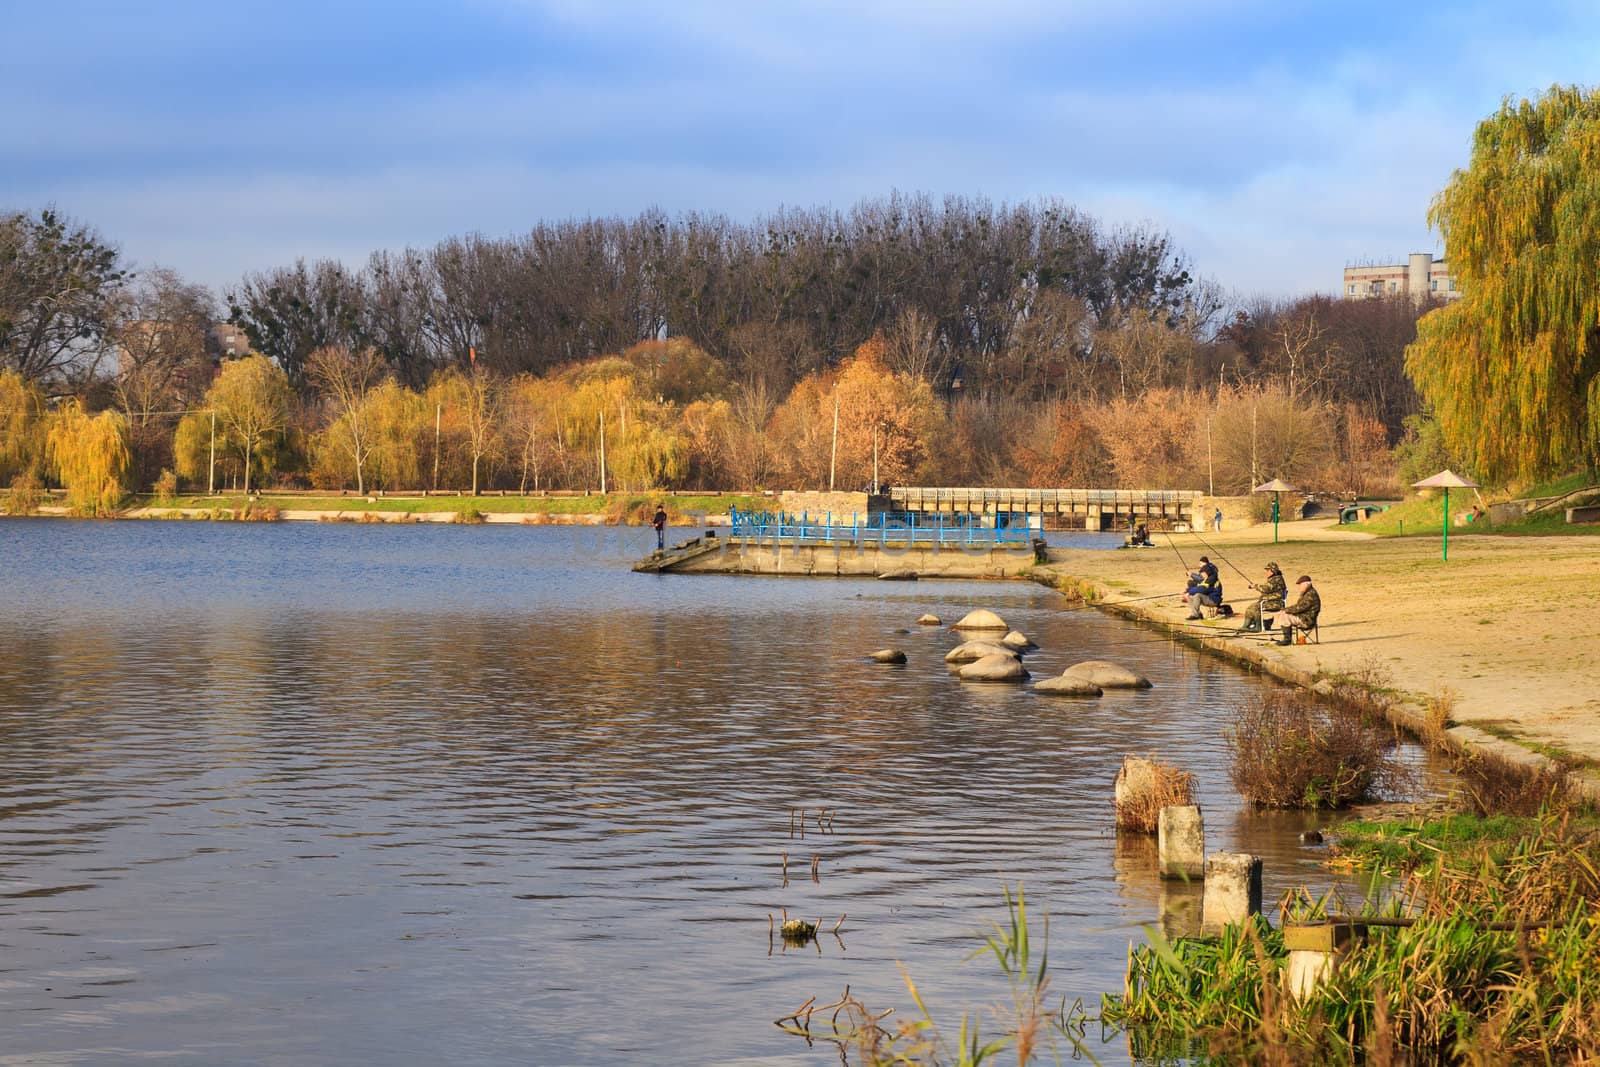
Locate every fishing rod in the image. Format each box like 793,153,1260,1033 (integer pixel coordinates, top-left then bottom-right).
1187,529,1254,583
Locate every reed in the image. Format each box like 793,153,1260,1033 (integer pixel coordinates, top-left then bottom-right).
1115,756,1196,833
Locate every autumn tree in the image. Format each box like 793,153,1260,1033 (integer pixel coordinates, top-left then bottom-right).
501,374,571,492
1407,84,1600,481
0,368,46,481
111,267,217,485
0,210,127,386
206,354,290,494
46,400,131,515
307,344,386,494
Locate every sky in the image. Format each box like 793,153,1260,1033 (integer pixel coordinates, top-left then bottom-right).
5,0,1598,301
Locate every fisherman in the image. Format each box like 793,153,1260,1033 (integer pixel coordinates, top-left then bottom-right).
1133,522,1151,546
1239,561,1287,633
652,504,668,550
1183,555,1222,619
1272,574,1321,645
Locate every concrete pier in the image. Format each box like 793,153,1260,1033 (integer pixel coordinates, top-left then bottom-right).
1157,805,1205,880
635,536,1042,578
1200,852,1262,933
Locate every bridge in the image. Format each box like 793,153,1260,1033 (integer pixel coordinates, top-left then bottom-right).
886,487,1201,531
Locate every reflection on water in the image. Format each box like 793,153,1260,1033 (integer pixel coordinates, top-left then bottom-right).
0,519,1442,1064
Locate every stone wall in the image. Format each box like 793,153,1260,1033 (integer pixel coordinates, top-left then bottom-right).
776,491,878,519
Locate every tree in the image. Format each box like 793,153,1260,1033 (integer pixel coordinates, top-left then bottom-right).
0,209,127,386
430,367,501,494
1407,84,1600,481
307,345,386,494
111,267,217,485
227,260,365,389
0,368,46,481
206,355,290,494
46,400,131,515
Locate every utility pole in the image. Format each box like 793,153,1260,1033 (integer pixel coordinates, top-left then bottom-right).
871,425,879,495
598,412,607,494
828,390,839,492
208,410,216,495
432,403,442,493
1206,414,1214,497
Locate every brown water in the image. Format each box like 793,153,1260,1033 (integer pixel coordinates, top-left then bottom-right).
0,520,1429,1064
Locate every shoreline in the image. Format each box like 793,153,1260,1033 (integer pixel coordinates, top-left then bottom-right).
1034,519,1600,796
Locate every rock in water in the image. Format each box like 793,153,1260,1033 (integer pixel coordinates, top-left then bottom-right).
1000,630,1036,651
952,608,1009,631
1114,755,1160,829
916,613,943,626
1063,660,1153,689
878,569,918,581
869,649,908,664
943,640,1018,664
1034,675,1102,697
957,653,1029,682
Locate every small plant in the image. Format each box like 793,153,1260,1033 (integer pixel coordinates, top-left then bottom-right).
154,468,178,505
4,471,43,515
1227,689,1410,809
454,506,487,524
1454,749,1575,817
1423,685,1457,744
239,502,281,522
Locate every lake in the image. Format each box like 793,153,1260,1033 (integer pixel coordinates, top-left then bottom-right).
0,519,1425,1064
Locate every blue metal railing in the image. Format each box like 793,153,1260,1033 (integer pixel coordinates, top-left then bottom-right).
728,507,1036,545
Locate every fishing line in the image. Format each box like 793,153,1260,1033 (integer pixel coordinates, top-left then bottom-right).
1187,529,1254,582
1162,530,1190,573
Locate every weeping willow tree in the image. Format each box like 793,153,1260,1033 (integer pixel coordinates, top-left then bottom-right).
46,401,132,515
1406,85,1600,483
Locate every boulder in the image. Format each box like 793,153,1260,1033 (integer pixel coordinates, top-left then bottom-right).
952,608,1009,631
1000,630,1036,651
1063,660,1153,689
944,640,1018,664
869,649,907,664
916,613,943,626
957,653,1029,682
1034,675,1102,697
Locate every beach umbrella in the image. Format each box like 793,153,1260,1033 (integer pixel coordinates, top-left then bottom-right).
1412,470,1481,561
1252,479,1297,544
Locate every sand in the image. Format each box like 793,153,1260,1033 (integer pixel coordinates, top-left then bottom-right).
1042,520,1600,767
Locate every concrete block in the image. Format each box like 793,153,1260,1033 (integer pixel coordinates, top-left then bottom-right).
1200,852,1262,933
1157,805,1205,880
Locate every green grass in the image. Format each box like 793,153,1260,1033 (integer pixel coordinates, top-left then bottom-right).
1332,813,1541,868
134,492,762,517
1467,720,1600,769
1349,490,1600,537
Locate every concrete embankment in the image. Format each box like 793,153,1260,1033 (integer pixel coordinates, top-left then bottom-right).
1037,519,1600,787
637,536,1042,578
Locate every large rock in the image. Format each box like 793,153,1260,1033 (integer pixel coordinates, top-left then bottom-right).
944,640,1018,664
1034,675,1102,697
952,608,1009,631
1000,630,1036,651
869,649,907,664
915,613,943,626
1064,660,1153,689
957,653,1029,682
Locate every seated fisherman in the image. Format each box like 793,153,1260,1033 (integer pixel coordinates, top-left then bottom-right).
1183,555,1222,620
1133,522,1151,546
1240,561,1287,632
1272,574,1321,645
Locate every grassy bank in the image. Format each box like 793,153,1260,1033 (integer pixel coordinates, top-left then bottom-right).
131,492,763,521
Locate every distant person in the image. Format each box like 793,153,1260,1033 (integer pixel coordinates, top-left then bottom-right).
1213,507,1223,532
1272,575,1321,645
1240,561,1287,633
1134,522,1151,546
652,504,668,550
1183,555,1222,620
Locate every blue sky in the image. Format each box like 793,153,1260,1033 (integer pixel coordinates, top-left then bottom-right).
5,1,1598,299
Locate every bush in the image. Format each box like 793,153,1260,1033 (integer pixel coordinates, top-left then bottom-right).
154,468,178,504
1114,756,1197,833
1227,690,1409,808
5,471,42,515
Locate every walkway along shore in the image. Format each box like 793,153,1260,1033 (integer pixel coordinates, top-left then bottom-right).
1035,519,1600,791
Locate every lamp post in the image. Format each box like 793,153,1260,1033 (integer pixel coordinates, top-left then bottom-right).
1252,478,1297,545
1412,470,1481,561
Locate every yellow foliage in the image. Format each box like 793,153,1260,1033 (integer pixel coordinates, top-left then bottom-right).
46,401,132,515
0,369,46,480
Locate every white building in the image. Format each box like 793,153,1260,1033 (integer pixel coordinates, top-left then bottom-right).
1343,253,1459,303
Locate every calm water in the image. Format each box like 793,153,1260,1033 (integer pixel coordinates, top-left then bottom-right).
0,520,1418,1064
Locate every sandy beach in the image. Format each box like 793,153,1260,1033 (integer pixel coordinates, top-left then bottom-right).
1043,520,1600,771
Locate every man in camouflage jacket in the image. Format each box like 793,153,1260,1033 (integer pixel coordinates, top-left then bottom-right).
1272,575,1321,644
1241,561,1287,632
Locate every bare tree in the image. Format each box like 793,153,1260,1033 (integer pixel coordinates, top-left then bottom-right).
307,344,387,494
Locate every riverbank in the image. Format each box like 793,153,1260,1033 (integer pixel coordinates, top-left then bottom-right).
1038,518,1600,778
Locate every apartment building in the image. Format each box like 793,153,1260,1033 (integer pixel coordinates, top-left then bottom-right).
1342,253,1459,302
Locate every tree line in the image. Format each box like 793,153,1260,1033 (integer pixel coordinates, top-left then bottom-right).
2,194,1450,513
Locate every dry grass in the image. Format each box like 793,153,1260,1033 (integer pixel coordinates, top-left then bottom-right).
1228,690,1411,809
1454,749,1577,817
1116,756,1197,833
4,472,42,515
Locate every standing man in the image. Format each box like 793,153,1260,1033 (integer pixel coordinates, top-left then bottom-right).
1213,506,1223,532
652,504,668,550
1272,575,1321,645
1240,561,1287,633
